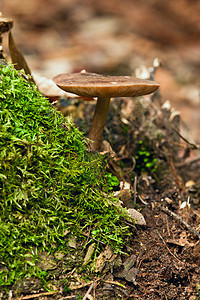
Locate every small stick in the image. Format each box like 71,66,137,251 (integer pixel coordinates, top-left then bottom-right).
17,291,58,300
171,126,199,150
138,194,148,206
161,206,200,240
60,297,76,299
102,280,126,289
93,280,98,300
133,176,137,205
82,282,94,300
156,230,182,264
70,279,101,290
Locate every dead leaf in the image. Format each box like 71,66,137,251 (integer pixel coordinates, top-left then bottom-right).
115,254,138,283
94,245,116,272
68,237,76,248
193,241,200,257
37,252,57,271
127,208,146,225
166,238,195,247
83,243,96,266
33,73,77,99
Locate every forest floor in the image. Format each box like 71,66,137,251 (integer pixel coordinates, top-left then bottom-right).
1,1,200,299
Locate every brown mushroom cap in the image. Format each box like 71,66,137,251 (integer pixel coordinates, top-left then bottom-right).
53,72,159,98
0,18,13,34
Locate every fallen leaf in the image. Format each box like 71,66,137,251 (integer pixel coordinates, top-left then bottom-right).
83,243,96,266
193,241,200,257
115,254,138,283
166,238,195,247
68,237,76,249
127,208,146,225
94,245,116,272
33,73,77,98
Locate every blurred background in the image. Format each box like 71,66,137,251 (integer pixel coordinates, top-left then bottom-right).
1,0,200,142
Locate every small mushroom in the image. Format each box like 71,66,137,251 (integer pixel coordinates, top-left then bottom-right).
53,71,159,150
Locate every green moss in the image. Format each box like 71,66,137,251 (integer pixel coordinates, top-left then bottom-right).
135,140,158,175
0,64,130,288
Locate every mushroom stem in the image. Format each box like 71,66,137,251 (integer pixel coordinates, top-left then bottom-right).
88,96,110,151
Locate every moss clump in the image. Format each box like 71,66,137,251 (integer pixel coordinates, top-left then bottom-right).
0,64,130,288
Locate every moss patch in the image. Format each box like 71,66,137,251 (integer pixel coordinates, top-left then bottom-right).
0,64,130,289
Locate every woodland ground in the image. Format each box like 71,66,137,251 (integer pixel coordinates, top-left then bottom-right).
1,1,200,299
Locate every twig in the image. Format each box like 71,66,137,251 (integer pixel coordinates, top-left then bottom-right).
176,154,200,168
70,279,101,290
82,282,94,300
138,194,148,206
161,206,200,240
133,176,137,205
171,126,199,150
93,280,97,300
101,280,126,289
17,291,58,300
156,230,183,264
60,297,76,300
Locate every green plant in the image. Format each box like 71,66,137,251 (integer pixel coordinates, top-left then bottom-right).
135,140,158,175
0,63,131,290
105,173,120,190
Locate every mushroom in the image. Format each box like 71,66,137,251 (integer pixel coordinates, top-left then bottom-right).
53,71,160,150
0,17,13,59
